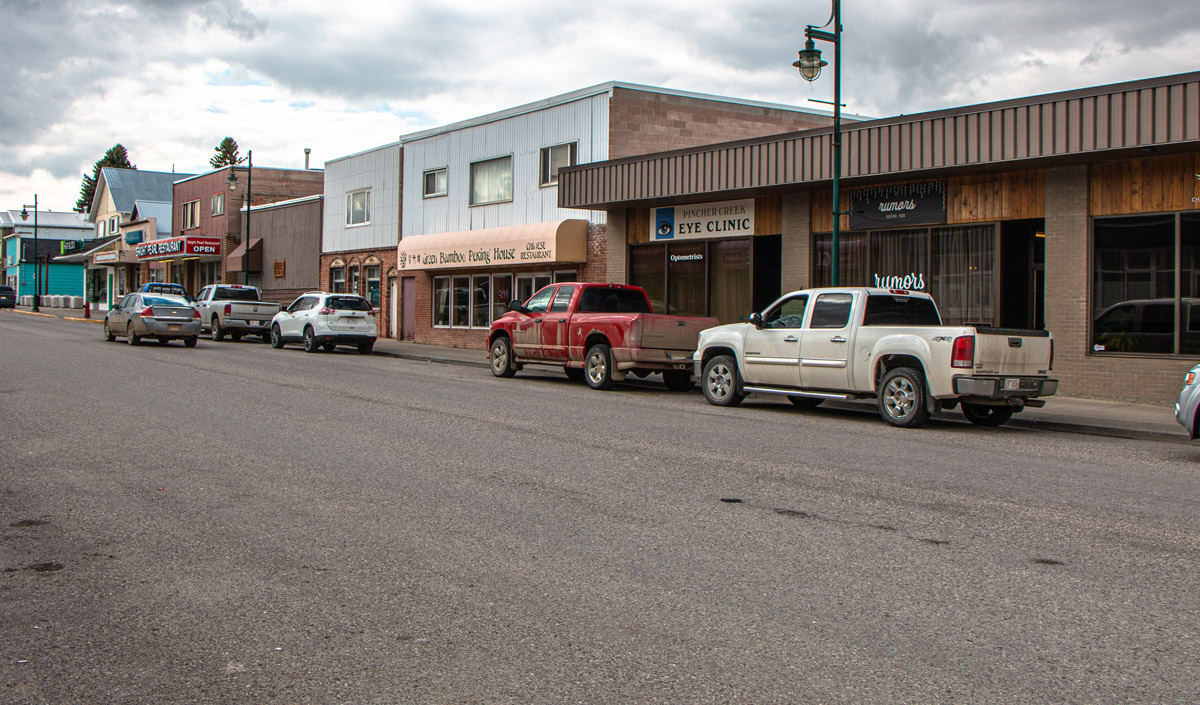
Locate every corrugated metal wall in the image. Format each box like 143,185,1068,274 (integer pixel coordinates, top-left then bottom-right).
401,94,608,238
322,143,401,253
561,74,1200,208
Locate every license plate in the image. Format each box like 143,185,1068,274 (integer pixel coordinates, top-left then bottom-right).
1004,378,1020,390
248,320,259,326
168,324,181,332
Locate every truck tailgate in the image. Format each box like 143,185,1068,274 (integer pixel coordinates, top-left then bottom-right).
637,314,719,351
230,302,279,322
974,329,1052,376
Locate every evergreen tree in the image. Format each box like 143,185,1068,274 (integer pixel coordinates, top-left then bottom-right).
210,137,246,168
75,144,135,213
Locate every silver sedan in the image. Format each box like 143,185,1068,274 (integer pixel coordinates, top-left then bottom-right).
104,293,201,347
1175,363,1200,439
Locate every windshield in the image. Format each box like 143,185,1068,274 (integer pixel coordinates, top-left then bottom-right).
326,296,371,311
577,287,651,313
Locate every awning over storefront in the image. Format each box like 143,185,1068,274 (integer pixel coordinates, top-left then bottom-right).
225,238,263,273
398,219,588,272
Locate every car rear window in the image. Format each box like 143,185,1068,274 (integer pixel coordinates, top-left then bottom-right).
863,295,942,326
326,296,371,311
144,296,187,306
577,287,651,313
0,286,14,294
214,287,258,301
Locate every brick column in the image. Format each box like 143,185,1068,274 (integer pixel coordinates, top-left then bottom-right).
1042,165,1089,396
781,192,811,292
606,209,628,284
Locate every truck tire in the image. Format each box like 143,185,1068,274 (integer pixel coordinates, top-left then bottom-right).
662,370,694,392
489,337,516,378
702,355,745,407
230,330,243,342
585,343,616,390
878,366,930,428
788,396,824,409
270,324,285,349
211,316,224,341
564,367,585,382
961,402,1014,427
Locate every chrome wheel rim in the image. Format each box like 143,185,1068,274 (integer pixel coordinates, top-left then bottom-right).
706,362,733,400
586,351,607,385
490,341,508,374
883,377,916,419
271,327,280,346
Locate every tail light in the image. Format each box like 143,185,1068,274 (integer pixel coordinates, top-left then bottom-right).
1049,339,1054,371
192,308,201,319
951,335,974,369
629,317,642,345
139,306,155,318
367,308,376,317
224,303,231,316
319,307,335,315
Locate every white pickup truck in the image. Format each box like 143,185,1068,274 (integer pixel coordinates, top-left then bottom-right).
193,284,282,343
694,287,1058,428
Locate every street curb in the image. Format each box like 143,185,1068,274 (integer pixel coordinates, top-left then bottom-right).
9,309,56,319
1000,417,1189,444
64,316,102,324
372,350,490,368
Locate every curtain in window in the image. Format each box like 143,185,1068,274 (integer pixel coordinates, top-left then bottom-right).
931,225,995,325
471,157,513,205
709,239,750,323
630,244,666,313
812,232,868,287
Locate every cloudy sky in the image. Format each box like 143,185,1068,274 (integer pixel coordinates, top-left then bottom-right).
2,0,1198,213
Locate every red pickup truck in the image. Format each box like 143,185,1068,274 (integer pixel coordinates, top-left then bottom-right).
488,282,718,390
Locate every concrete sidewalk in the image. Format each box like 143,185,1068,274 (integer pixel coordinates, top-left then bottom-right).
6,305,1189,443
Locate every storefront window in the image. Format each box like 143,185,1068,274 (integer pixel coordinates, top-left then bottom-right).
630,244,666,313
1091,214,1187,354
516,274,552,304
349,267,360,296
492,274,513,321
472,274,490,328
812,232,869,287
366,265,381,307
930,225,994,325
433,276,450,326
667,241,706,316
710,239,750,322
452,275,470,327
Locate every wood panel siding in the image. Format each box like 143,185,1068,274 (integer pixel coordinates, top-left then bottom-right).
1089,153,1200,215
561,72,1200,210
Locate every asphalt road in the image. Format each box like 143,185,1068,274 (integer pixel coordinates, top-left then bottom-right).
2,312,1199,704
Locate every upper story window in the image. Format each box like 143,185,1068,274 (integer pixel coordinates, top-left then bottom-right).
212,193,225,216
470,155,512,206
540,142,577,187
97,221,106,238
346,189,371,226
109,215,119,234
182,200,200,229
423,168,448,198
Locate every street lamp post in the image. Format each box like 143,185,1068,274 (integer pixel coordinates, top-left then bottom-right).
794,0,843,286
225,150,252,285
19,195,40,312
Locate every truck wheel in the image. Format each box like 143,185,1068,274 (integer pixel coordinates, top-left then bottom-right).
788,396,824,409
261,331,271,344
564,367,584,382
702,355,744,407
662,370,694,391
230,331,243,342
961,402,1014,427
490,337,516,378
270,324,284,349
878,367,930,428
585,343,615,390
303,326,318,353
211,316,224,341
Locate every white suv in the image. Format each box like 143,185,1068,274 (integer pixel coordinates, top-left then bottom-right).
270,292,377,354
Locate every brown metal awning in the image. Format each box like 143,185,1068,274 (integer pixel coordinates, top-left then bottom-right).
398,219,588,272
226,238,262,273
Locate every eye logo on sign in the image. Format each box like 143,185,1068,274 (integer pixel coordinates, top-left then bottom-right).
655,208,675,239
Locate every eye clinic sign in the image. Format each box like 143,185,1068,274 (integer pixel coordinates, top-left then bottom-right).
651,199,755,241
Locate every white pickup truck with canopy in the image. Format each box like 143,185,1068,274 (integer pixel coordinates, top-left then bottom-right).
694,287,1058,427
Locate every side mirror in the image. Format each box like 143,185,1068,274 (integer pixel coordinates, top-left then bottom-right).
749,312,763,329
508,300,526,313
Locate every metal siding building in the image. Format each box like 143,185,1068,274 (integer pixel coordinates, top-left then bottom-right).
323,142,401,253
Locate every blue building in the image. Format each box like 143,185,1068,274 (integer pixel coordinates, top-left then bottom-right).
1,209,93,300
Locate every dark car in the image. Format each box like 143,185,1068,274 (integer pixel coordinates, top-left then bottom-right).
137,282,191,301
0,285,15,309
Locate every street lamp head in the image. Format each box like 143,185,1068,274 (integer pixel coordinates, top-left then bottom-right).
794,38,827,82
226,168,239,191
19,206,29,221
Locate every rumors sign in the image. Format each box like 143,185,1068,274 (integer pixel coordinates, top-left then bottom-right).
848,182,946,230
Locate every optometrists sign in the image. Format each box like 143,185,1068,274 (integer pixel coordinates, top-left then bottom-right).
651,199,755,241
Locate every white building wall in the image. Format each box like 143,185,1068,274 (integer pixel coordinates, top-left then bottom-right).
322,142,401,253
402,93,609,238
